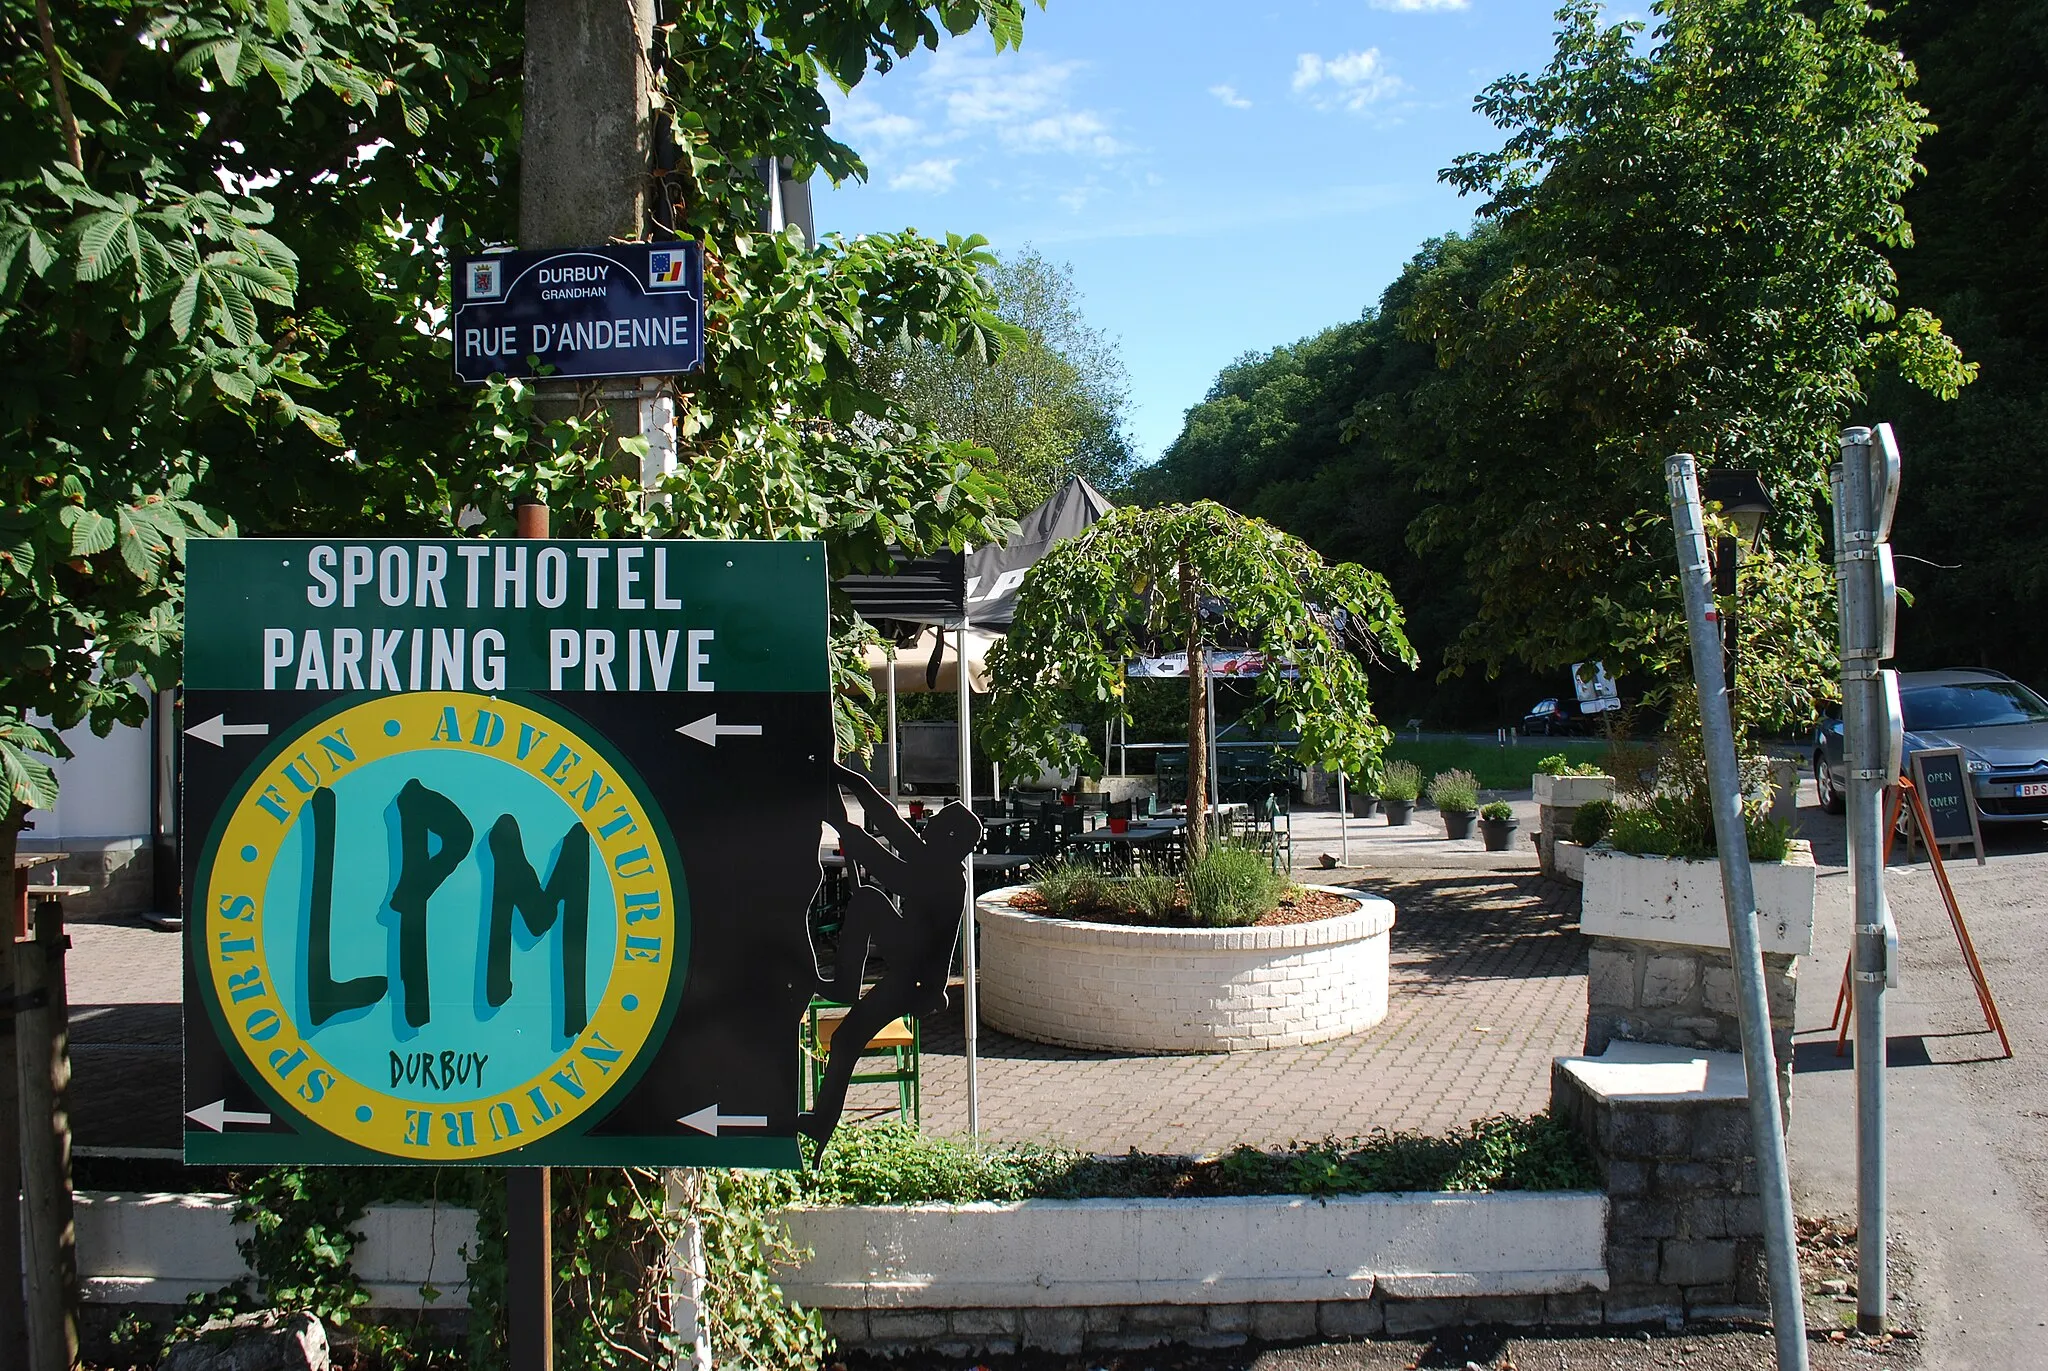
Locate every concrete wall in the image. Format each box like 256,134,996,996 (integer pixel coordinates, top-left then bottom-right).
74,1192,478,1309
780,1191,1609,1355
21,702,162,917
975,886,1395,1052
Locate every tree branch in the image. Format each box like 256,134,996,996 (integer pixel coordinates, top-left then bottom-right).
34,0,83,171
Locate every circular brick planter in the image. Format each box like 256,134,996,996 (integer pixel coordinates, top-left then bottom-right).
974,885,1396,1053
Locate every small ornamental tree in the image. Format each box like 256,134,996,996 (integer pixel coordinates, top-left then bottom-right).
983,502,1415,853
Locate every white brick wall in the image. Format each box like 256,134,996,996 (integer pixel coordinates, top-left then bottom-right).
975,887,1396,1053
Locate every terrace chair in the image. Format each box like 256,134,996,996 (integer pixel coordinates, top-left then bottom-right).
1260,793,1293,874
801,998,921,1126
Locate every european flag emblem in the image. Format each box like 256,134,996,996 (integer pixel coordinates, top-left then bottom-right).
649,251,685,286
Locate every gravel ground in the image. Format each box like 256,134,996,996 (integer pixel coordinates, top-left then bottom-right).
839,1322,1919,1371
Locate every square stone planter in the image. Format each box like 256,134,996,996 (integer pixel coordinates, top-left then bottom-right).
1580,843,1814,957
1533,774,1616,880
1579,843,1815,1108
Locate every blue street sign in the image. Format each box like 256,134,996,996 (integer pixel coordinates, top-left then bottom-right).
452,242,705,384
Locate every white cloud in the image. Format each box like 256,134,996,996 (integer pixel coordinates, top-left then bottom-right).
830,88,922,146
1369,0,1469,10
1208,83,1253,109
1292,49,1405,112
888,158,959,192
821,48,1129,192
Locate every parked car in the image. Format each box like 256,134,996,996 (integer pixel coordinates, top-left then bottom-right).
1811,668,2048,824
1521,697,1606,736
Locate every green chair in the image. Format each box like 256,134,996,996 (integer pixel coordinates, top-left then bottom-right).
801,999,921,1126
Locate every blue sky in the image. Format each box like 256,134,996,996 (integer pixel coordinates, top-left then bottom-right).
815,0,1574,464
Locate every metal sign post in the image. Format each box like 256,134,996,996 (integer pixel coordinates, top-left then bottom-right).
1666,454,1810,1371
1836,426,1901,1334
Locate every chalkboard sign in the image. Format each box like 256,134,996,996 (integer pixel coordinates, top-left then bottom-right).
1907,746,1985,866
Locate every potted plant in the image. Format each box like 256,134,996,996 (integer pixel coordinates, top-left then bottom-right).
1348,786,1380,819
1379,760,1421,825
1428,769,1479,839
1478,799,1519,852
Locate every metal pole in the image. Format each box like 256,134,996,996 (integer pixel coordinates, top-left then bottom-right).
1337,771,1349,868
885,643,899,803
957,614,980,1142
1666,454,1810,1371
507,1168,554,1371
1836,427,1890,1333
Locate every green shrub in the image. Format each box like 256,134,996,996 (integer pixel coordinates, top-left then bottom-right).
797,1122,1073,1204
1426,768,1479,812
1570,798,1615,846
1033,859,1106,918
1379,759,1422,802
1479,800,1515,821
1536,753,1607,777
791,1114,1597,1204
1186,843,1285,927
1607,797,1794,862
1122,872,1182,924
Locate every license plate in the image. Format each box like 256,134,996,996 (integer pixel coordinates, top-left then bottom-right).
2020,782,2048,798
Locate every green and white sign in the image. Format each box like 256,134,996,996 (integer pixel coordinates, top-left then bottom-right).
182,538,834,1168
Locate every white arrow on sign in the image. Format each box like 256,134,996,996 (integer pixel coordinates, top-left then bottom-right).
185,1100,273,1132
678,1104,769,1137
185,714,271,748
675,715,763,747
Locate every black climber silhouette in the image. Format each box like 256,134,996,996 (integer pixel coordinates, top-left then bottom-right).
798,762,982,1153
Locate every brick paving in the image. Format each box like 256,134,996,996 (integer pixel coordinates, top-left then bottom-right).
844,856,1590,1155
62,800,1588,1158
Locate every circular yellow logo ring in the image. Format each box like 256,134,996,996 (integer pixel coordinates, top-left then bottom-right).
202,692,678,1160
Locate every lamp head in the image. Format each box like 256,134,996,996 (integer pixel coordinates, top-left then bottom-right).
1699,469,1774,552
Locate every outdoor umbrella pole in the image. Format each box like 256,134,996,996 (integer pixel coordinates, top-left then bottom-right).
886,642,899,802
957,611,980,1142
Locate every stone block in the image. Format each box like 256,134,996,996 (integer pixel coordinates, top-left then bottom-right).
1723,1195,1764,1237
1084,1305,1125,1333
1611,1199,1680,1241
1660,1239,1738,1287
1604,1288,1684,1326
1020,1307,1085,1353
1606,1240,1662,1287
1249,1302,1319,1341
817,1309,867,1343
1588,947,1639,1008
1382,1299,1465,1335
1641,954,1699,1008
947,1309,1019,1336
1690,1104,1752,1158
1204,1304,1251,1333
160,1311,329,1371
1609,1105,1694,1159
1463,1295,1547,1326
1604,1159,1650,1197
867,1311,948,1342
1126,1305,1206,1333
1701,967,1737,1015
1316,1301,1384,1337
1678,1196,1729,1239
1544,1291,1607,1326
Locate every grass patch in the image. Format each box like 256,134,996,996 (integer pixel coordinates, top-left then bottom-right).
793,1115,1598,1204
1385,739,1606,792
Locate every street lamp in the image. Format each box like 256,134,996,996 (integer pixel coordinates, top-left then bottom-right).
1699,470,1775,714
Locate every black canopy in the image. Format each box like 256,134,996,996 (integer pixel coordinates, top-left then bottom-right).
835,476,1114,636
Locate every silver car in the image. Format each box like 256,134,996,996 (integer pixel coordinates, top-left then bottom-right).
1812,669,2048,824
